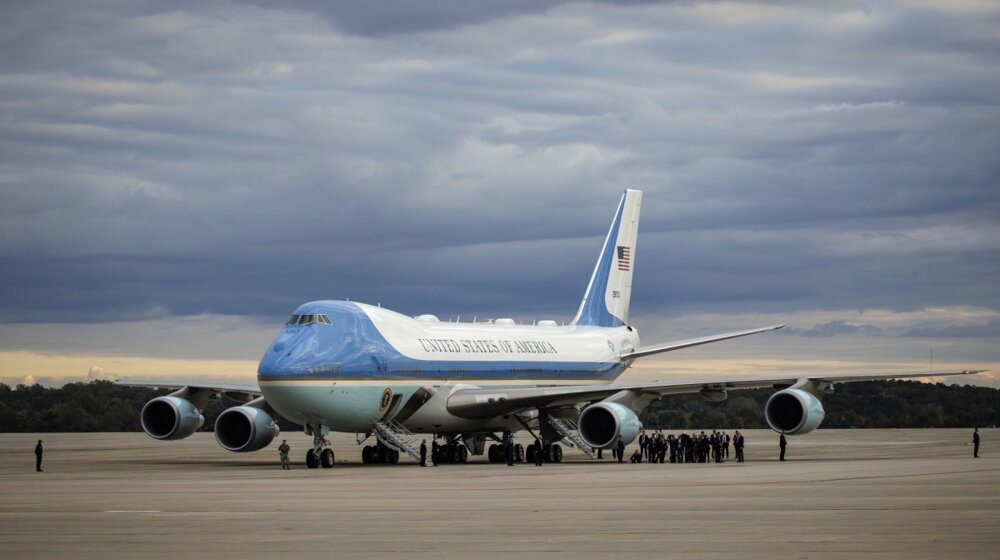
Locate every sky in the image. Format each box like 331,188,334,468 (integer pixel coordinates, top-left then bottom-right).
1,0,998,388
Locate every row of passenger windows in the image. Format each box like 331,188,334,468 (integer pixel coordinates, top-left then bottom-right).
286,314,332,325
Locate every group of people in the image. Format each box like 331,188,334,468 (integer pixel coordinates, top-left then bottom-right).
614,429,747,464
23,427,987,472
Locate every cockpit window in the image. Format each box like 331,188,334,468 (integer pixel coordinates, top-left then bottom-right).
287,314,331,325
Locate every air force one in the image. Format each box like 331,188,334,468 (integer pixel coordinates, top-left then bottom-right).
122,189,981,467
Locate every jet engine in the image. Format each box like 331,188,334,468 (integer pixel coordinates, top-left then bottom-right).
764,388,826,435
140,396,204,440
214,405,279,452
578,402,642,449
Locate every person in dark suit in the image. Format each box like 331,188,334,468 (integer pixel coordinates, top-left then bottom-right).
973,428,980,458
534,436,544,466
734,430,745,463
779,433,787,461
35,439,43,472
419,439,428,467
616,435,625,464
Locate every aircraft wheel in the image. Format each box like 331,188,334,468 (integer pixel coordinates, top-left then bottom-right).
320,448,335,468
306,449,319,469
487,444,499,463
552,444,563,463
454,444,468,463
389,449,399,464
514,444,525,462
526,446,537,464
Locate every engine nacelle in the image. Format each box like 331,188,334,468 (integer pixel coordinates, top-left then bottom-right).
578,402,642,449
140,396,204,440
214,406,279,452
764,388,826,435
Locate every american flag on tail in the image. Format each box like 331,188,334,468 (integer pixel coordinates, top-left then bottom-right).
617,246,631,271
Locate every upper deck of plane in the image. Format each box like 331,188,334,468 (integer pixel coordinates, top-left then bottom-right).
257,300,635,381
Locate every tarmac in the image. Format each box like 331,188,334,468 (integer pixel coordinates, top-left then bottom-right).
0,429,996,559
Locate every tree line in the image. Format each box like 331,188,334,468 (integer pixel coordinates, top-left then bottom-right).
0,379,997,433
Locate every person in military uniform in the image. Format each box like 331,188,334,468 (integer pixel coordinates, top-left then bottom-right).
973,428,980,458
35,439,43,472
278,439,291,470
420,439,428,467
779,433,787,461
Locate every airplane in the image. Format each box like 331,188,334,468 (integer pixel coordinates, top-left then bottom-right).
120,189,981,467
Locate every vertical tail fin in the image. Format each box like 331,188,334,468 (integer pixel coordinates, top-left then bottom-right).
571,189,642,327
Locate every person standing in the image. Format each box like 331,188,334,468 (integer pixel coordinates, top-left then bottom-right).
278,439,291,470
973,428,980,458
34,439,43,472
419,439,428,467
779,433,787,461
616,435,625,464
638,430,648,461
722,431,731,459
734,430,745,463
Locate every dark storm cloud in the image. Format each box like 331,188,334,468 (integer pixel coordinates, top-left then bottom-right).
1,0,999,335
263,0,566,37
786,320,883,338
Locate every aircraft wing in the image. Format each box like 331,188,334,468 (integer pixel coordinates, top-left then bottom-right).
622,324,786,360
115,380,262,402
446,369,983,419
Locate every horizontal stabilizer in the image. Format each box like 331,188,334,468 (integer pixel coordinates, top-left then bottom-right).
622,324,786,360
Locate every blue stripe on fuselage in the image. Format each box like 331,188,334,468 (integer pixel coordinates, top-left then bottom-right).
257,301,624,381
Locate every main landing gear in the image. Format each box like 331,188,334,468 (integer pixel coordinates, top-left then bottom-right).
361,441,400,464
525,443,563,463
487,443,525,463
431,438,470,464
305,424,335,469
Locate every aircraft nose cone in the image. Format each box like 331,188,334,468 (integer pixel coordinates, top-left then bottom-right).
258,331,298,376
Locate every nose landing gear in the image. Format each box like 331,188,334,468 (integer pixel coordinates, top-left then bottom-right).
305,424,335,469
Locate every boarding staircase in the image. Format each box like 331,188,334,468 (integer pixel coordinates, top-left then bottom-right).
548,416,599,460
373,418,432,466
